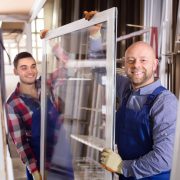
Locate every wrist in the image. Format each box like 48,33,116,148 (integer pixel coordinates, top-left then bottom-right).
117,161,123,174
32,170,42,180
89,29,101,40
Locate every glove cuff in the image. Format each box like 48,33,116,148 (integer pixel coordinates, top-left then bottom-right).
117,161,123,174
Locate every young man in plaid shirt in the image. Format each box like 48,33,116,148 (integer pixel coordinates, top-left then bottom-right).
6,39,73,180
5,51,64,180
5,52,43,180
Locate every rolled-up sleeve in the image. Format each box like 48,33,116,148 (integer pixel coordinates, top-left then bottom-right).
88,38,105,59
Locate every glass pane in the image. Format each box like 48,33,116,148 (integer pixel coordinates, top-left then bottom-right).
42,8,117,180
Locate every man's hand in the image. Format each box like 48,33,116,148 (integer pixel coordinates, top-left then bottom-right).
100,148,123,174
40,29,49,39
83,11,97,21
83,10,102,38
52,43,68,63
32,170,42,180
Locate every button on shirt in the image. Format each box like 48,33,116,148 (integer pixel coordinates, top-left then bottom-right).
117,78,178,179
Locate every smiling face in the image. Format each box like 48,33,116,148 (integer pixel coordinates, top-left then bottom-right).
14,57,38,85
124,41,158,89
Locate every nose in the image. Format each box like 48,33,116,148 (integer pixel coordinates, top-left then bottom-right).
27,67,34,74
133,59,141,68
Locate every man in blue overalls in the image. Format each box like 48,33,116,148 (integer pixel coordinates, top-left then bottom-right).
84,11,177,179
100,41,178,179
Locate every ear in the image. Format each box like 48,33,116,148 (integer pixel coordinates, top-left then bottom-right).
14,68,18,75
153,58,158,71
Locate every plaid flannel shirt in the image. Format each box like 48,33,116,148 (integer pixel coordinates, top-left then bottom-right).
6,79,41,173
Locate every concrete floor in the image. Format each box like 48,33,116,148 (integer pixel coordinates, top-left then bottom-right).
8,136,26,180
12,158,26,180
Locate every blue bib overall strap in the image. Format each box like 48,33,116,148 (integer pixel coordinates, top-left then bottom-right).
46,97,61,164
22,96,59,180
116,86,170,180
20,96,41,180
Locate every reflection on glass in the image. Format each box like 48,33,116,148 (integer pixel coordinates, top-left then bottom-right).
44,22,108,179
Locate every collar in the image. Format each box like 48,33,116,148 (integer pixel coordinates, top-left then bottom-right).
14,78,41,98
131,79,161,95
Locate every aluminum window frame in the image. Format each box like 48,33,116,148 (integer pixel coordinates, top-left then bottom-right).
41,7,117,180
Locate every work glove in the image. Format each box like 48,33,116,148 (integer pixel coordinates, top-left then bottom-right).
100,148,123,174
83,11,97,21
83,10,102,39
32,170,42,180
40,29,49,39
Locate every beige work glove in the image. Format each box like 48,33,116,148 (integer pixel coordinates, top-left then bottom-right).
32,170,42,180
40,29,49,39
83,10,102,38
83,11,97,21
100,148,123,174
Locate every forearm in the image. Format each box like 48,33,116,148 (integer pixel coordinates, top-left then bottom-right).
7,117,38,172
10,131,38,173
121,94,177,179
6,101,40,173
122,141,173,178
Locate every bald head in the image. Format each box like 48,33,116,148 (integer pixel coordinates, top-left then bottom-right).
124,41,158,89
125,41,156,59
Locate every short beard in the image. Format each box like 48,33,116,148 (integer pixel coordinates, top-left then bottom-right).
129,74,154,89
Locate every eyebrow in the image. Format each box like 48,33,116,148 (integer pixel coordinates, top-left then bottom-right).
19,63,36,68
126,56,149,59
